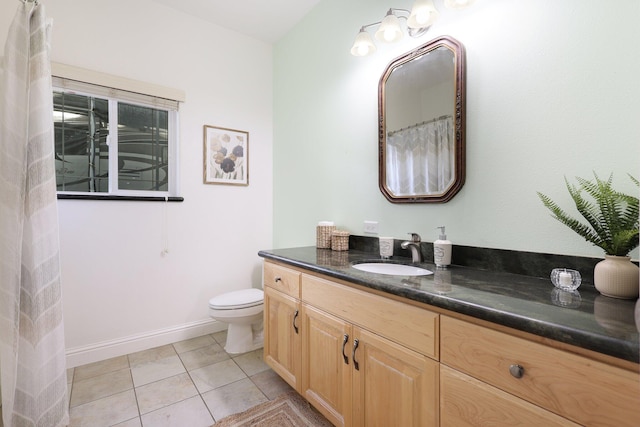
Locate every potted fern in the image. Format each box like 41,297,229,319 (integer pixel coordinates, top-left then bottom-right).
537,172,639,299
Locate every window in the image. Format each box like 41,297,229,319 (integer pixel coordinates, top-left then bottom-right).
52,74,180,198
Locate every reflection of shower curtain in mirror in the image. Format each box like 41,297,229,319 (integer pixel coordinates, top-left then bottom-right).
386,116,454,195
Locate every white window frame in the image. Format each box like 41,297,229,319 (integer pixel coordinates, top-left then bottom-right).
52,63,183,198
103,98,179,197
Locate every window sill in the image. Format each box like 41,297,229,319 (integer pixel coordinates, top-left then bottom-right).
57,194,184,202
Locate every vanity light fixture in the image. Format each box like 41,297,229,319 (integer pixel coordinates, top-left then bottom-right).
351,1,436,57
351,0,475,57
444,0,476,10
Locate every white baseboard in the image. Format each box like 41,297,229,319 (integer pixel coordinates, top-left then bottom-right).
65,319,227,368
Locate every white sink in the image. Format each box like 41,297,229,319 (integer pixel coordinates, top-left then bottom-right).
352,263,433,276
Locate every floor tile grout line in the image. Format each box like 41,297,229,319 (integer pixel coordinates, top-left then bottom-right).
129,347,205,420
68,361,136,410
171,334,273,424
109,416,140,427
173,341,218,424
196,389,217,424
173,334,218,356
68,385,136,410
127,358,143,426
67,368,74,411
138,394,204,419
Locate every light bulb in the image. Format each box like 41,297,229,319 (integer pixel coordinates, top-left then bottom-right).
350,29,377,56
375,13,403,43
383,28,396,42
408,0,439,29
414,10,431,26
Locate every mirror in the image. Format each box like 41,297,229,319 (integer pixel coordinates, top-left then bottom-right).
379,36,466,203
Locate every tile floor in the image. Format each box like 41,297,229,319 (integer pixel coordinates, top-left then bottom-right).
60,331,294,426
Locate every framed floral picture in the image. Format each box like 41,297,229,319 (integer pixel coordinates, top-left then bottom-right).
203,125,249,186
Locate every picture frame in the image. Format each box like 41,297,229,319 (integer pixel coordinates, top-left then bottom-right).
203,125,249,186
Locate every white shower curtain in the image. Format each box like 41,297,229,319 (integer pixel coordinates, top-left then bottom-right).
386,116,454,196
0,2,69,426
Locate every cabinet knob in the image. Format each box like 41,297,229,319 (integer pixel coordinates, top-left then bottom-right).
509,364,525,379
274,276,282,282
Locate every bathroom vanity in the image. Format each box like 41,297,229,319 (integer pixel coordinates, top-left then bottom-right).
258,246,639,427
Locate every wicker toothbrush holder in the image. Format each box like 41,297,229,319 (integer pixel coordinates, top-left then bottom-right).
331,230,350,251
316,224,336,249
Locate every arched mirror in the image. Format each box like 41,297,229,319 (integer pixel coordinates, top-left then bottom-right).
379,36,466,203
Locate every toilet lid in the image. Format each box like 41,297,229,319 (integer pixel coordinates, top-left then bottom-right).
209,288,264,310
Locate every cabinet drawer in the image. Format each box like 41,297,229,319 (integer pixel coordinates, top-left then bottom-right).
264,262,300,298
441,316,640,427
441,365,579,426
302,274,438,359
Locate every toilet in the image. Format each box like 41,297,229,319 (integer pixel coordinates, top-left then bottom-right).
208,288,264,354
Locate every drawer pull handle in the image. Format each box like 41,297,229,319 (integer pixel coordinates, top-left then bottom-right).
509,364,525,379
352,339,360,371
293,310,299,334
274,276,282,282
342,334,349,365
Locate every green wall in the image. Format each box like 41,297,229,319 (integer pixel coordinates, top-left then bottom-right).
273,0,640,260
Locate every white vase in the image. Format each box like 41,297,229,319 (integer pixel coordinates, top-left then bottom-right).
593,255,639,299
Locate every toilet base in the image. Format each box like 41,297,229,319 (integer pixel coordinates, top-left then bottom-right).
224,321,264,354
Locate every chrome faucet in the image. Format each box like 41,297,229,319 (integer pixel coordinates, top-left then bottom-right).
401,233,423,263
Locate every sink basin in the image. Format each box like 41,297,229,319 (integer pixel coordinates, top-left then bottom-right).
352,263,433,276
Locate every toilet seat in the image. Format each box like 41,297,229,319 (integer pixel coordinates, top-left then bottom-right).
209,288,263,310
208,288,264,354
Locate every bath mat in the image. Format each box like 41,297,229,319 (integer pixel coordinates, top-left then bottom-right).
213,391,333,426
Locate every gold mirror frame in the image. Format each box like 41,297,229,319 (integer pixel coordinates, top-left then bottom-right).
378,36,466,203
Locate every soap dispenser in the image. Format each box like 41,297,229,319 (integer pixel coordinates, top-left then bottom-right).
434,226,452,268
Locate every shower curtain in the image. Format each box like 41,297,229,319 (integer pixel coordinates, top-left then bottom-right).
386,116,454,196
0,2,69,426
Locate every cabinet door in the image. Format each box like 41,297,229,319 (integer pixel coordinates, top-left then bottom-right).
301,304,353,427
440,365,580,427
263,286,301,391
352,327,439,427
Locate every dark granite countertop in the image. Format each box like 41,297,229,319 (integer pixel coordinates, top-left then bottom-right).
258,246,640,364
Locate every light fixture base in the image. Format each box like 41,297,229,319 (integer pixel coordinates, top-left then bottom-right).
407,26,429,38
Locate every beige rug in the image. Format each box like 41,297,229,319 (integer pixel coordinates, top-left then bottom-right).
214,391,333,426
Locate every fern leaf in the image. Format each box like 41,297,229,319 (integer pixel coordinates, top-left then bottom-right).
538,173,640,256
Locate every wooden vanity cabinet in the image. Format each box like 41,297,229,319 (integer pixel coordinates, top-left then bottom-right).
263,260,640,427
263,262,302,391
300,272,439,427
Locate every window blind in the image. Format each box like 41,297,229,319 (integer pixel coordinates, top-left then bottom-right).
51,62,184,110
